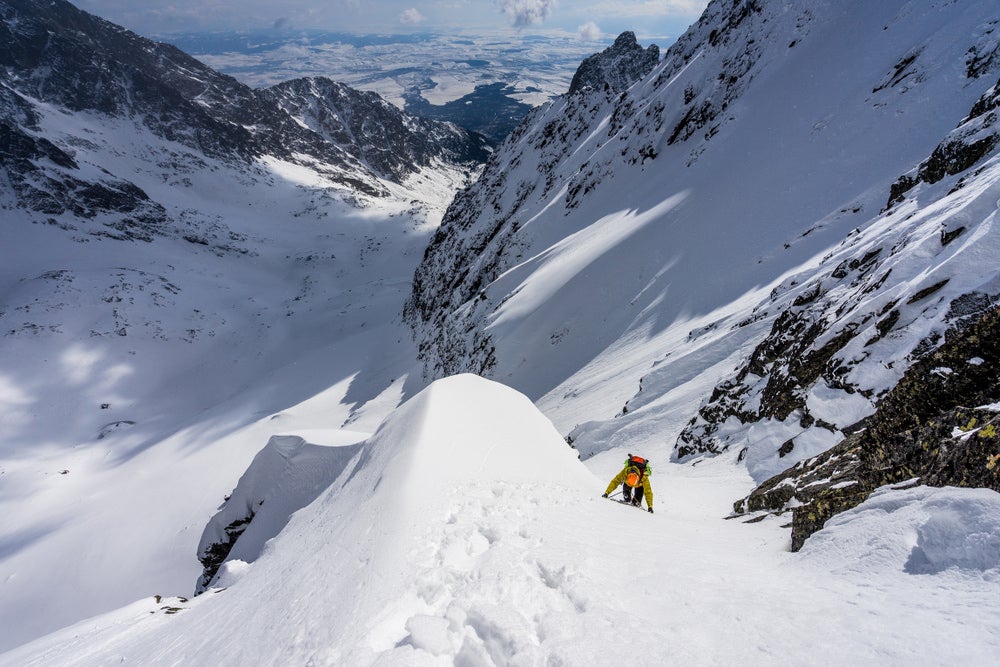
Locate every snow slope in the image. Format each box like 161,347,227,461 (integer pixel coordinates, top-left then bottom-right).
406,0,1000,470
5,375,1000,665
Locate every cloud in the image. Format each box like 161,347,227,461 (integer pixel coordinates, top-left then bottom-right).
578,20,601,41
495,0,557,28
399,8,427,24
590,0,707,18
272,17,291,30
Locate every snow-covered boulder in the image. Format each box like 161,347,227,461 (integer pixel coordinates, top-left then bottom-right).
798,485,1000,576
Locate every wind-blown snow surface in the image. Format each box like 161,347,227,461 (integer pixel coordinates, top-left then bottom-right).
5,376,1000,665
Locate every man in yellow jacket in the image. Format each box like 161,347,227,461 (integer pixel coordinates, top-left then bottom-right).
603,454,654,513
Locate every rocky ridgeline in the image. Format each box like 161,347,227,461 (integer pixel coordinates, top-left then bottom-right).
404,86,626,379
1,0,258,159
403,27,673,379
651,0,770,148
265,77,491,184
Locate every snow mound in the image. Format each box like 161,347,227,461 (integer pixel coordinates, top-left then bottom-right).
358,373,592,497
5,375,600,666
799,485,1000,576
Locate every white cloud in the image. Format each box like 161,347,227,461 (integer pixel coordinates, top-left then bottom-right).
495,0,557,28
590,0,706,18
81,0,706,36
399,8,427,24
578,20,601,41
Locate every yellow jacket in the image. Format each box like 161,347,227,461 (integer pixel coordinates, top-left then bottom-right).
604,465,653,508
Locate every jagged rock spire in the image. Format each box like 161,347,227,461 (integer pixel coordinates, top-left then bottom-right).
568,31,660,95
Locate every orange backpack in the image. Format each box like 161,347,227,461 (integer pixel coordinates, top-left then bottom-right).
624,455,648,487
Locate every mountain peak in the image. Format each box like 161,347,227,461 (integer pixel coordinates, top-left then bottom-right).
567,30,660,95
613,30,639,48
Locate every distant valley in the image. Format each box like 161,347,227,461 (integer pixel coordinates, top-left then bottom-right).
165,29,634,140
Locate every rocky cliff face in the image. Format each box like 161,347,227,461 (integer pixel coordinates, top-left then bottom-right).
404,29,670,384
725,77,1000,548
1,0,255,159
0,84,170,240
568,31,660,96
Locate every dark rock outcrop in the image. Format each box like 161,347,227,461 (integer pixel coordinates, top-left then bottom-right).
568,31,660,96
195,514,254,593
735,303,1000,550
0,117,170,239
887,76,1000,208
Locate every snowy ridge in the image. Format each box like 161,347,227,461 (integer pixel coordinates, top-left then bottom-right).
406,0,1000,466
4,376,600,665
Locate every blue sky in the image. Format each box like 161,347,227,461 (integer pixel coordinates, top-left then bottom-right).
77,0,708,41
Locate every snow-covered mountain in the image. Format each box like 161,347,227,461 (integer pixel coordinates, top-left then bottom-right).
4,0,1000,662
264,77,491,184
0,0,488,197
406,0,1000,491
0,0,486,651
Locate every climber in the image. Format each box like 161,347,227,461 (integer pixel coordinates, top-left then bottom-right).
602,454,654,512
